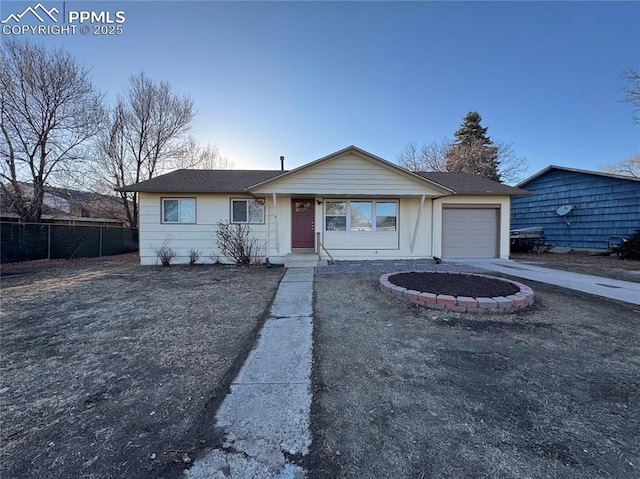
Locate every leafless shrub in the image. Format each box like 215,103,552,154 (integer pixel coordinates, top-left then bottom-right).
154,239,176,267
188,249,201,265
214,221,265,266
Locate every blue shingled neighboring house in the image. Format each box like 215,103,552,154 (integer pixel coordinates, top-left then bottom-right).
511,166,640,249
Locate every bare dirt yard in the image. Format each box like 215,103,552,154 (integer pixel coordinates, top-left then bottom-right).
0,254,284,479
511,251,640,283
309,272,640,479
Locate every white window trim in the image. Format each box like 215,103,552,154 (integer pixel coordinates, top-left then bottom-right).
161,197,197,224
325,200,398,233
230,198,265,224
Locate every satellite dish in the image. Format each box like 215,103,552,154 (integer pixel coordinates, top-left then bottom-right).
556,205,573,217
556,205,574,225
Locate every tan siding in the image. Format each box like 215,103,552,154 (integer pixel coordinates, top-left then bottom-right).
137,191,512,263
252,154,447,196
316,197,434,260
138,193,269,265
324,233,398,250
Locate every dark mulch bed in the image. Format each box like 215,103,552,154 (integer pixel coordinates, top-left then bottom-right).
389,272,520,297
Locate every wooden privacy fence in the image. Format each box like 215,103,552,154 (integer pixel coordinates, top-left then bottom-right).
1,222,138,264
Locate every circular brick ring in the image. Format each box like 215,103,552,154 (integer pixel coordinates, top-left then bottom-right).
380,271,534,313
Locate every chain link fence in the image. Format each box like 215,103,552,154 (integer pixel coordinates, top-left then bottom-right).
1,223,138,264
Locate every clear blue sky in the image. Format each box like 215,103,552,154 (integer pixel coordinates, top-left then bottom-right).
2,1,639,179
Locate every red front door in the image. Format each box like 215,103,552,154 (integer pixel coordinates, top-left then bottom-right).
292,199,315,249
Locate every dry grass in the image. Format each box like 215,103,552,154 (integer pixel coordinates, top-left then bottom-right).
0,254,284,479
309,273,640,479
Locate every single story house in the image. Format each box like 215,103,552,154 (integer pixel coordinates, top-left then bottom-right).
120,146,529,265
511,165,640,249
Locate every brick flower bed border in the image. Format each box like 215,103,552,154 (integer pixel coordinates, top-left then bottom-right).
380,271,534,313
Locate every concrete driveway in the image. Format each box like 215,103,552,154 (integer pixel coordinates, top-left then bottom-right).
460,259,640,305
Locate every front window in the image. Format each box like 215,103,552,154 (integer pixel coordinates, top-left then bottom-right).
350,202,372,231
325,201,347,231
231,199,265,224
325,200,397,232
295,201,312,213
375,202,397,231
162,198,196,223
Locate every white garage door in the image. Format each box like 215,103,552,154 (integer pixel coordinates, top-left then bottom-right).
442,208,498,258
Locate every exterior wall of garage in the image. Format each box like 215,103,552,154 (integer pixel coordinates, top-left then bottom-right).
433,195,511,259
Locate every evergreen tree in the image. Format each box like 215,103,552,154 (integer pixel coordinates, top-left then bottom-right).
444,111,501,182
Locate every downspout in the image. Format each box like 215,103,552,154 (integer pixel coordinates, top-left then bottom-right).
410,195,426,254
432,192,454,258
265,201,270,257
272,193,279,253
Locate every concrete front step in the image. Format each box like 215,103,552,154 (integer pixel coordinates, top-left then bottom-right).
284,253,327,268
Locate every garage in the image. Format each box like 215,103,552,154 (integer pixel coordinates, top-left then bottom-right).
442,207,499,258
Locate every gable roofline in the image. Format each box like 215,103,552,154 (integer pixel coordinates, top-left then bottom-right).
117,169,287,193
246,145,455,194
517,165,640,188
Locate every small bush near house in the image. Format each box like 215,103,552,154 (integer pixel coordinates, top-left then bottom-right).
214,221,265,266
154,243,176,266
620,230,640,260
189,249,201,265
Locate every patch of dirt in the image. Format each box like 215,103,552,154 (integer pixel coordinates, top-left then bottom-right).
389,272,519,297
0,253,284,479
511,251,640,283
309,273,640,479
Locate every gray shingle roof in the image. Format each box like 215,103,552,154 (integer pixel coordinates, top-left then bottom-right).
416,172,531,195
118,169,288,193
119,168,529,196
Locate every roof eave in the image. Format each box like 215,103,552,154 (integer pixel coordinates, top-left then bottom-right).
517,165,640,187
118,188,254,194
451,190,532,196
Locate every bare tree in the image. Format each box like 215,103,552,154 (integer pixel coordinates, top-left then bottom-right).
94,72,195,226
0,40,104,222
623,70,640,124
489,141,528,185
397,138,527,185
599,154,640,178
396,139,451,172
171,140,234,170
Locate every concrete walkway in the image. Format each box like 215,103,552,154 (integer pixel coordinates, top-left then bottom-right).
461,259,640,306
186,267,314,479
